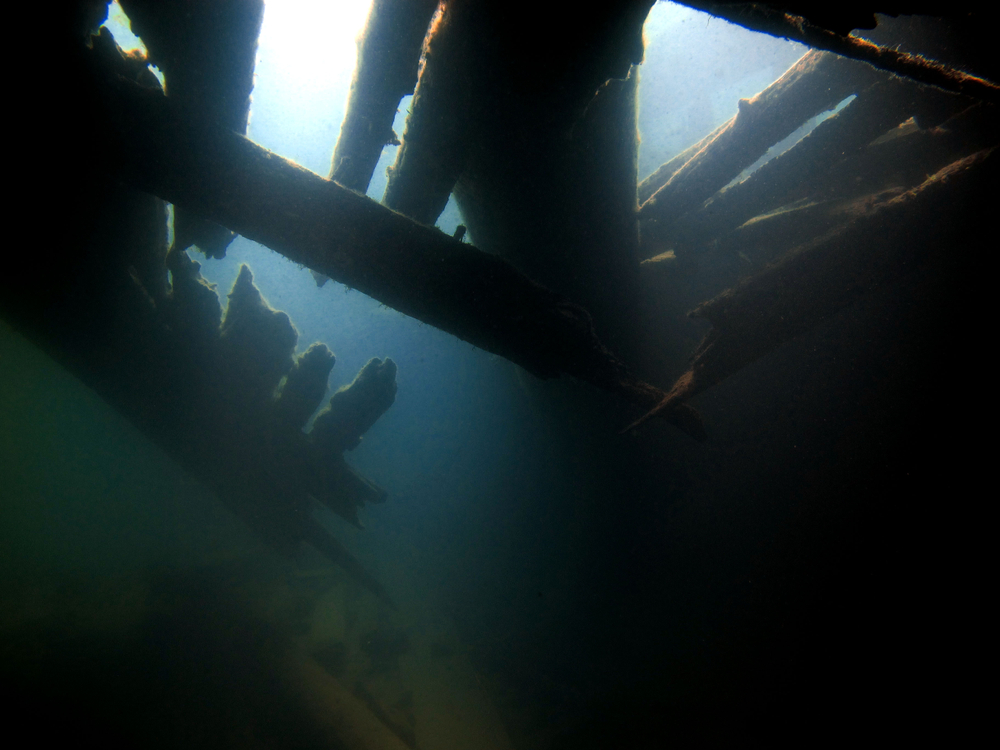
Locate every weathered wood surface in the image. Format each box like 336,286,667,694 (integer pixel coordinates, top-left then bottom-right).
627,145,996,431
330,0,439,193
676,1,1000,105
637,120,727,205
639,50,883,232
670,78,968,247
121,0,266,258
83,46,704,438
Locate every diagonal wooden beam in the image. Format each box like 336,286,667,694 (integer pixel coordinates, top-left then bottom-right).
627,145,996,432
82,46,705,439
676,2,1000,105
638,49,883,231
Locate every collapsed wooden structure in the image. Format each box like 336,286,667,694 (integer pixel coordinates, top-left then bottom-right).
9,0,996,590
4,1,998,743
9,0,999,589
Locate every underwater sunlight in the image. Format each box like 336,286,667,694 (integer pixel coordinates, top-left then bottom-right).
5,2,993,747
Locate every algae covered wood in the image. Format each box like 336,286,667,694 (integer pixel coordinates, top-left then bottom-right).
84,49,705,439
628,146,996,431
331,0,439,193
639,50,883,231
670,78,968,248
120,0,266,258
675,1,1000,105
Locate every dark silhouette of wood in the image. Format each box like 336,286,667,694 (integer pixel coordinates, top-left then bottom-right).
639,50,883,233
627,146,996,431
670,77,968,248
81,42,704,439
676,2,1000,104
330,0,439,193
120,0,265,258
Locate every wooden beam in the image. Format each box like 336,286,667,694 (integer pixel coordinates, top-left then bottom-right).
82,45,704,438
639,50,882,232
330,0,439,192
676,2,1000,104
627,146,995,432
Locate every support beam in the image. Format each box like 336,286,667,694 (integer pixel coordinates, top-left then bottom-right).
121,0,266,258
677,2,1000,105
81,45,704,439
331,0,439,193
639,50,883,233
672,77,967,247
627,145,996,432
381,0,474,224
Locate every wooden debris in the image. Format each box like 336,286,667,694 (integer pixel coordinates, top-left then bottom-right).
713,103,999,271
671,78,968,248
121,0,265,258
382,0,478,224
627,146,997,432
639,50,883,233
167,261,397,550
638,120,727,205
82,43,704,438
5,30,402,599
331,0,439,193
676,1,1000,105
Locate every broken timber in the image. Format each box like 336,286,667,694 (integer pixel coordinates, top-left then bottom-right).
82,48,704,440
0,31,403,607
637,120,727,205
330,0,439,192
627,146,996,432
120,0,266,258
670,78,969,248
676,1,1000,105
639,50,884,234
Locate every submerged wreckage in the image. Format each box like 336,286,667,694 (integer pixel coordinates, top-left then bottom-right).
8,0,998,604
3,0,997,744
